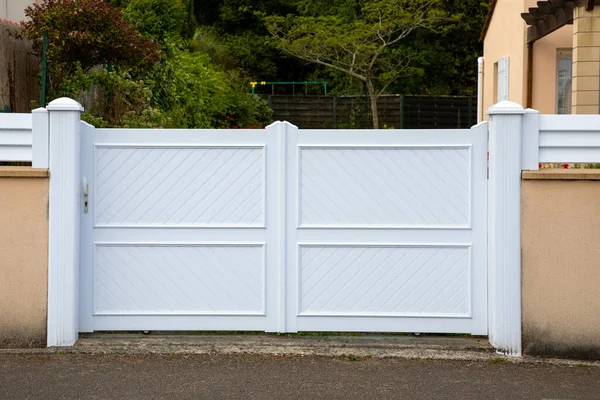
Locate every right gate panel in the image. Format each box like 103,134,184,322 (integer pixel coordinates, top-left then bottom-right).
285,124,488,335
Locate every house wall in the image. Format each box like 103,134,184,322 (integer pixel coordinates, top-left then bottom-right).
572,5,600,114
0,0,38,22
521,171,600,359
0,168,49,348
531,26,573,114
482,0,528,118
483,0,575,115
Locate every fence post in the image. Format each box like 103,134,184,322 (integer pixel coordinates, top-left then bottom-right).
31,108,49,168
46,97,84,347
399,95,404,129
487,101,525,356
333,96,337,129
521,109,540,170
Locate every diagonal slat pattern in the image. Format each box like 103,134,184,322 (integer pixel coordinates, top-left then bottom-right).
96,147,264,226
94,245,264,314
299,148,470,226
299,246,470,316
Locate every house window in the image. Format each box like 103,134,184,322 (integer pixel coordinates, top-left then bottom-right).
556,49,572,114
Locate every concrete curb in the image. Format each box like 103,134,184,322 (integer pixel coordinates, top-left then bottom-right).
1,334,599,367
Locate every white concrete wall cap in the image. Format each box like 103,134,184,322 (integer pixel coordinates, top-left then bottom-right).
46,98,84,112
487,101,525,115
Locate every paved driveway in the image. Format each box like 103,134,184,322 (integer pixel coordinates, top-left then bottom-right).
1,354,599,399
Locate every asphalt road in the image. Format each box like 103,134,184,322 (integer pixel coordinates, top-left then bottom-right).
1,354,599,399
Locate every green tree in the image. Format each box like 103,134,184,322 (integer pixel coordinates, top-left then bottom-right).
193,0,306,84
295,0,360,20
267,0,445,128
20,0,160,94
124,0,196,41
405,0,488,96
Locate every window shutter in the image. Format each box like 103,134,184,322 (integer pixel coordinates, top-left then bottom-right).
497,57,510,102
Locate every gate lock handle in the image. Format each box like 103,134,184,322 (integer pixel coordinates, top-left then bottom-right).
82,177,89,213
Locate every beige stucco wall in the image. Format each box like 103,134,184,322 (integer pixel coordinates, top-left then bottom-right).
0,169,49,348
483,0,528,118
531,26,573,114
522,174,600,359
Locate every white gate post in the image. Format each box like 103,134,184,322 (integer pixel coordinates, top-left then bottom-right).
265,120,298,333
487,101,525,356
46,98,84,347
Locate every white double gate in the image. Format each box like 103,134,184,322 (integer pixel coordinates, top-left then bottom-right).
79,122,488,335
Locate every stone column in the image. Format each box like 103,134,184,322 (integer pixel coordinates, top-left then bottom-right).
572,5,600,114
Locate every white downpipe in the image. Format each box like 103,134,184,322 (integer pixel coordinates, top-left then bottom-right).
477,57,484,122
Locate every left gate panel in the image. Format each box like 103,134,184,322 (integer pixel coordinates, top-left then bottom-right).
79,127,279,332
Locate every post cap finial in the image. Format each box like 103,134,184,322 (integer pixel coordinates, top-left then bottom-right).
47,97,84,112
487,101,525,115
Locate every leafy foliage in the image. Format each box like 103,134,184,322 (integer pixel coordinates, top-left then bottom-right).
219,93,273,128
51,63,166,127
123,0,195,42
106,0,131,6
295,0,360,20
21,0,272,129
87,69,162,127
190,27,236,70
20,0,488,129
193,0,305,83
20,0,160,94
145,42,229,128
